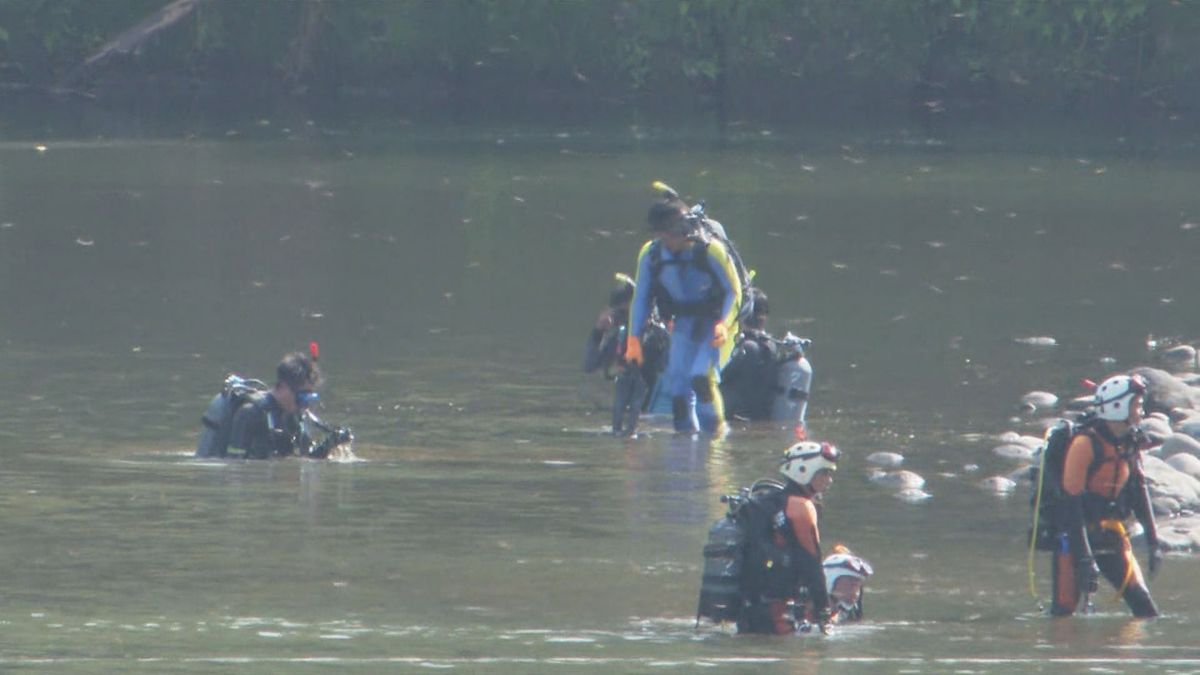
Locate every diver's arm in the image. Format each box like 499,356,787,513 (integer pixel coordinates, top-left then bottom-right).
1060,436,1099,586
1129,458,1159,549
628,241,655,339
787,497,830,620
705,241,741,328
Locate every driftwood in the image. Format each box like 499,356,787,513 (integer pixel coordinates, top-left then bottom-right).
58,0,204,89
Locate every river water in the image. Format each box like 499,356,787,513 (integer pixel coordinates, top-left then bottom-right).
1,128,1198,673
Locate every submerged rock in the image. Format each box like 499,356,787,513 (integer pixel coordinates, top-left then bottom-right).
865,451,905,468
1159,344,1197,371
868,469,926,489
980,476,1017,494
992,444,1035,462
894,487,933,503
1021,391,1059,410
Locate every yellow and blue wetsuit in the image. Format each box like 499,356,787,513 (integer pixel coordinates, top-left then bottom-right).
629,237,741,433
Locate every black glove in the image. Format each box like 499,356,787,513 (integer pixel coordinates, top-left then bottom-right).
1148,543,1164,579
1076,557,1100,594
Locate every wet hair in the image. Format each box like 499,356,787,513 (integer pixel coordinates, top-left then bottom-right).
277,351,323,391
742,288,769,330
647,198,689,232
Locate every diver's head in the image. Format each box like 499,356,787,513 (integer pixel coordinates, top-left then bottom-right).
647,198,695,249
1092,373,1147,426
275,351,323,414
780,441,839,492
742,288,769,331
824,545,873,617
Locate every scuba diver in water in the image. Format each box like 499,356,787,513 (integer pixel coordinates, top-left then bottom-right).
625,193,741,436
720,288,813,437
583,273,669,435
738,441,839,635
823,545,874,624
195,347,352,460
1049,373,1161,618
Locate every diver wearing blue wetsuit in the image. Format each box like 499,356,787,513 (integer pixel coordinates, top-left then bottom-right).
625,198,741,435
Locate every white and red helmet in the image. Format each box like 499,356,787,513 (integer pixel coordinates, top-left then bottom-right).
823,548,874,597
780,441,839,487
1092,373,1147,422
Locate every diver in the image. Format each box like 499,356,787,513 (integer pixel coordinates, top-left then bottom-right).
625,194,741,435
583,273,670,435
738,441,839,635
1050,373,1161,618
822,545,874,624
720,288,813,436
195,347,352,460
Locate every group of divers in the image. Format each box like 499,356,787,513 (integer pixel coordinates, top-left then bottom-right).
192,182,1167,635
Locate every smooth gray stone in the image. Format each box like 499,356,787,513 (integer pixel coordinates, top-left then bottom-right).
868,469,926,489
993,444,1035,461
1132,367,1200,415
1166,452,1200,479
865,451,905,468
1161,433,1200,460
979,476,1017,494
1143,454,1200,510
894,487,933,503
1021,391,1059,409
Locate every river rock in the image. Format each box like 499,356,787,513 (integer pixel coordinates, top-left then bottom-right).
868,469,926,489
979,476,1017,494
1008,464,1036,485
1015,336,1057,347
894,487,933,503
1151,513,1200,552
1132,367,1200,415
1176,417,1200,440
1021,391,1058,410
1160,433,1200,460
992,444,1035,462
865,451,905,468
1153,495,1182,517
1159,344,1197,371
1065,394,1094,411
1142,454,1200,510
1166,452,1200,479
1139,415,1173,446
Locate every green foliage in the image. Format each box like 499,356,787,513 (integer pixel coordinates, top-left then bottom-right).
0,0,1198,124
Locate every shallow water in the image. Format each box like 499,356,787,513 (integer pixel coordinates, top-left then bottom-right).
1,131,1198,672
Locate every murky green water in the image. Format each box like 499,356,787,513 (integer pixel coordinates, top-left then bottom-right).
1,131,1198,672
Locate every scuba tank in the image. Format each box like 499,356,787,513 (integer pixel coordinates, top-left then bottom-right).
195,374,268,458
770,335,812,426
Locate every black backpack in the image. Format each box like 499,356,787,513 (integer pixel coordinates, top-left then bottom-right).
696,479,799,625
1029,419,1104,551
720,333,779,420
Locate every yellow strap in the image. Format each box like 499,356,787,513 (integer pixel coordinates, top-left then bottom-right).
1097,519,1136,601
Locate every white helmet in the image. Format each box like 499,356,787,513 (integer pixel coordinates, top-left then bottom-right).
780,441,839,487
1092,374,1147,422
823,548,874,597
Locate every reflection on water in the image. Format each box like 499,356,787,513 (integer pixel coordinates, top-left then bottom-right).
0,135,1198,670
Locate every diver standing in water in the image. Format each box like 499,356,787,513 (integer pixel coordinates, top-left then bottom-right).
625,194,741,435
1049,374,1161,617
739,442,838,635
196,347,352,460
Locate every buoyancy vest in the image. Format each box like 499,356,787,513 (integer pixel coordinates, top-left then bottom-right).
195,375,268,458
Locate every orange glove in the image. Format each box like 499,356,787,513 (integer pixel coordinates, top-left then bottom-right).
625,334,644,366
711,322,729,347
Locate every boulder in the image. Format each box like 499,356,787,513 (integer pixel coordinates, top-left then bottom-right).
1160,433,1200,460
1165,452,1200,480
992,444,1035,462
1021,391,1059,410
1142,454,1200,510
868,469,926,489
1132,367,1200,415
